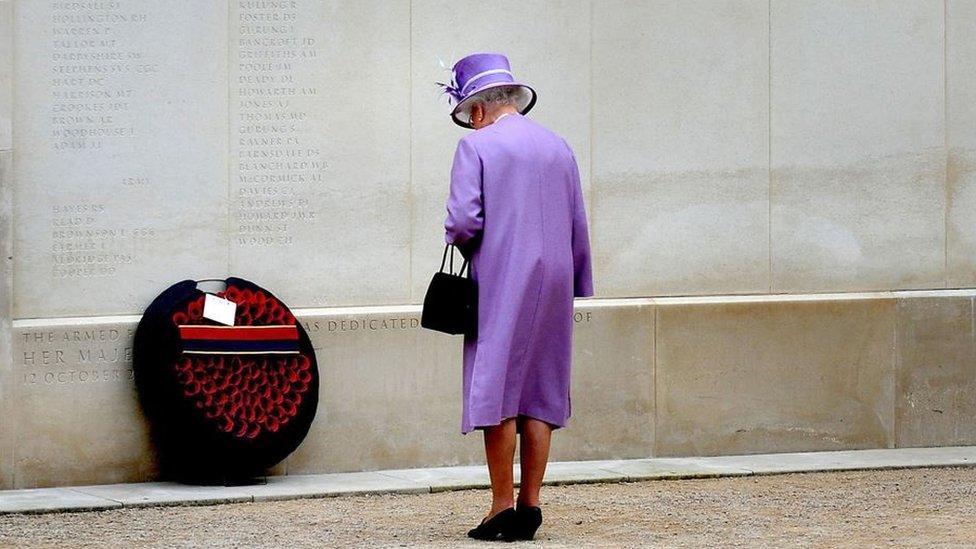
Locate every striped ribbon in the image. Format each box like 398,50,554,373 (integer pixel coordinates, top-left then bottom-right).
179,325,300,355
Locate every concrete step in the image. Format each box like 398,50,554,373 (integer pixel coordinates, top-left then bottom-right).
2,446,974,515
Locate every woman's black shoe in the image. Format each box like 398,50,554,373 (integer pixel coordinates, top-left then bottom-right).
467,507,517,542
514,505,543,540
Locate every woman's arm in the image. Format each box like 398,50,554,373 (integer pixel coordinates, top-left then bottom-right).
568,146,594,298
444,138,484,260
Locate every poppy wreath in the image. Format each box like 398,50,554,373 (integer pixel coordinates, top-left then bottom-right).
134,277,318,481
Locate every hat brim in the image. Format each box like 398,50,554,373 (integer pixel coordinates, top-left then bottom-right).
450,82,537,129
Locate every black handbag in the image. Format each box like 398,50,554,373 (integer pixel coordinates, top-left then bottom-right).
421,244,478,337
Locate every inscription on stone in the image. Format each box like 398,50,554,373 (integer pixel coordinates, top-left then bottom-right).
303,316,421,334
17,326,134,387
222,1,413,307
45,2,154,279
14,1,228,316
574,311,593,323
300,310,592,336
233,0,325,249
49,1,145,152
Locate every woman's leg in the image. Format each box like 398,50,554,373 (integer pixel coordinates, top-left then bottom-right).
483,417,517,516
516,416,553,507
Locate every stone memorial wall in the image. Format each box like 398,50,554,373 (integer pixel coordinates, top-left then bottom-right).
0,1,974,489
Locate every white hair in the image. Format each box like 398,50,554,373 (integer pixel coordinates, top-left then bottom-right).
461,85,529,115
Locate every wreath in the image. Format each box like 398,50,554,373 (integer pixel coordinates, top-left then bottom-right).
134,277,318,482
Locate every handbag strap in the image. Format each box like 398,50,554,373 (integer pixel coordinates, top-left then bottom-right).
439,243,471,277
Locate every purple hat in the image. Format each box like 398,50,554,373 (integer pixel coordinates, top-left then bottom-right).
437,52,537,129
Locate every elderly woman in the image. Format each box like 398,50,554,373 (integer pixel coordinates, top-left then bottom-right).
439,52,594,542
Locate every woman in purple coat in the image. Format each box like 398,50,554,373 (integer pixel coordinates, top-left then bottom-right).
439,52,594,542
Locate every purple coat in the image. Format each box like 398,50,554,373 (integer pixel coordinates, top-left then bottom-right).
444,113,594,434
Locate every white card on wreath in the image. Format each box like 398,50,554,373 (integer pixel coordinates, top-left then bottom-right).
202,293,237,326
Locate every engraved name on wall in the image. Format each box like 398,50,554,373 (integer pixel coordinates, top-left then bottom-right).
28,2,155,282
233,0,324,249
13,1,228,317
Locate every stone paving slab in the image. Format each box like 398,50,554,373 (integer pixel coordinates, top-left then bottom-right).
381,461,631,491
2,446,975,515
597,458,754,480
379,465,493,493
250,472,429,502
0,488,121,515
542,460,629,485
73,482,256,509
697,446,976,475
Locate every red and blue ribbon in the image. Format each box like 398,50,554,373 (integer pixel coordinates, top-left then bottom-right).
179,325,300,355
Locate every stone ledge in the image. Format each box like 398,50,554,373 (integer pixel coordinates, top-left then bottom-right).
1,446,973,515
5,289,975,489
3,298,655,488
10,288,976,326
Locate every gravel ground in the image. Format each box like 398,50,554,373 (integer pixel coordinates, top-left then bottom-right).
2,467,975,548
